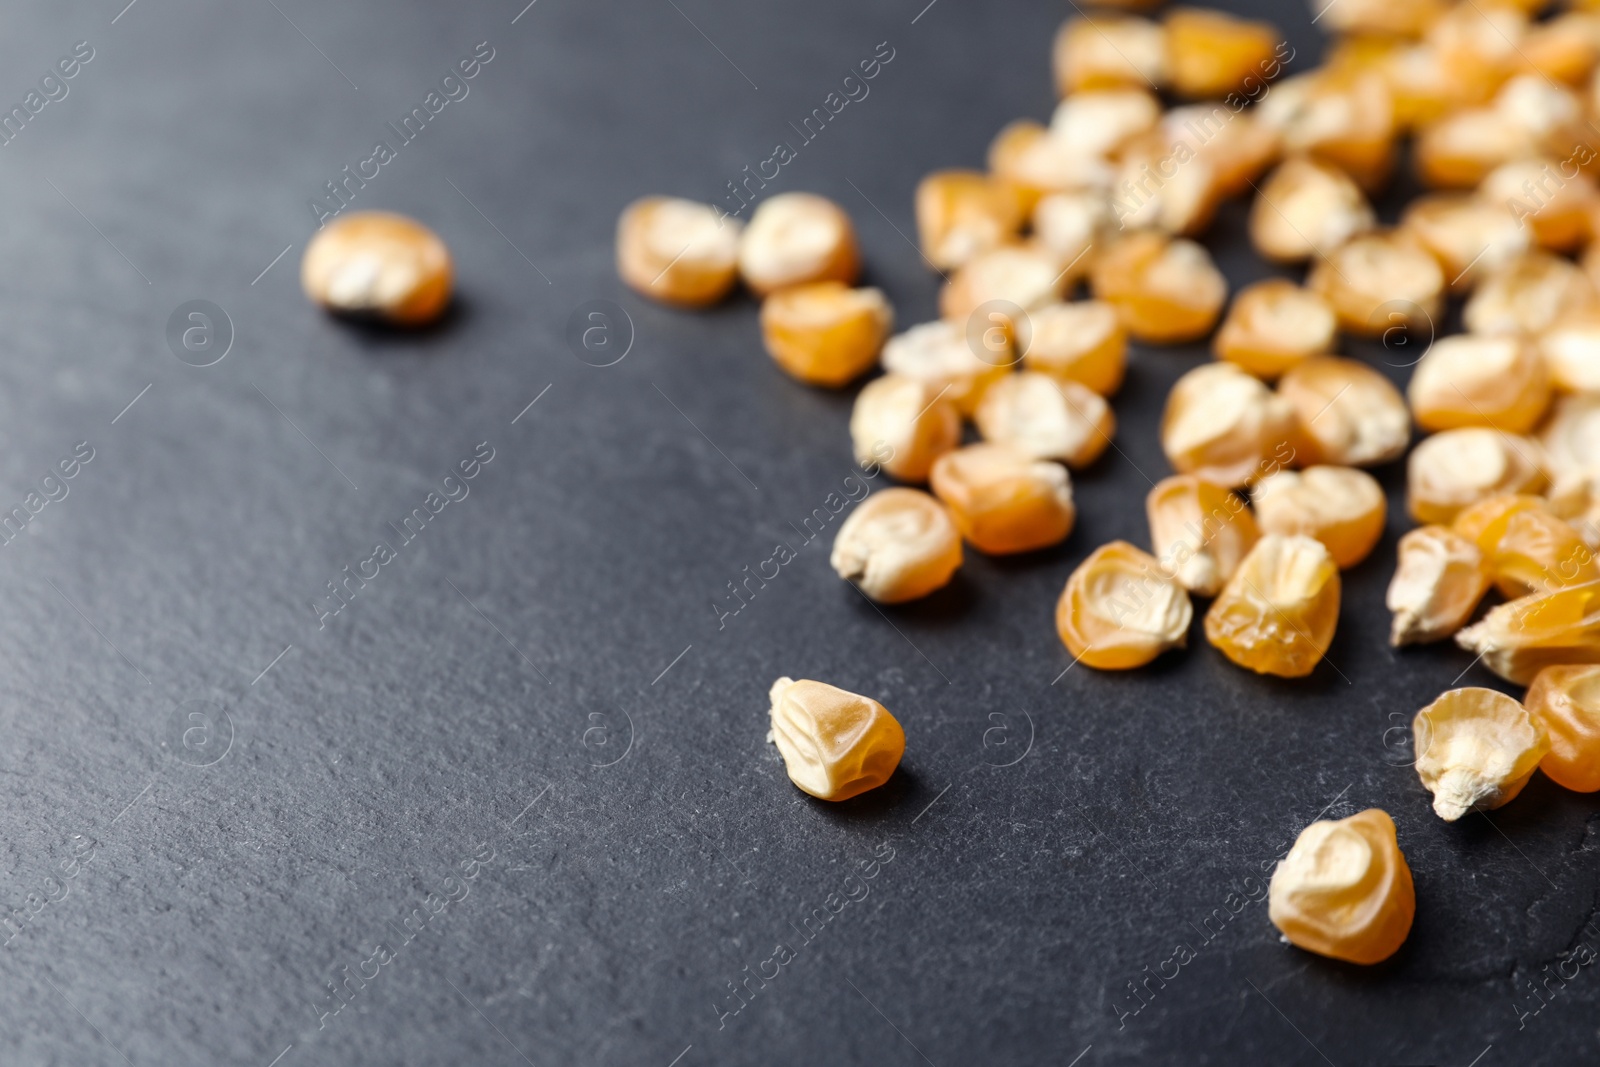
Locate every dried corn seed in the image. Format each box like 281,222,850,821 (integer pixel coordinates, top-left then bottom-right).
1253,466,1387,569
1109,130,1224,236
1399,193,1529,292
1048,88,1162,159
1538,318,1600,394
1407,334,1550,435
850,374,961,484
1268,809,1415,966
1387,526,1490,646
302,211,453,325
915,171,1026,272
1463,251,1597,336
1032,191,1110,272
1487,507,1599,597
1524,665,1600,792
1277,357,1410,468
1412,687,1548,821
615,196,740,308
830,488,963,604
988,121,1114,213
940,243,1070,326
1455,580,1600,684
881,320,1012,416
929,443,1075,555
1378,42,1463,132
1414,107,1531,189
1204,533,1341,678
1161,106,1282,199
1307,230,1443,337
1249,157,1376,265
1213,280,1337,379
1317,0,1446,38
975,372,1115,469
1407,427,1546,524
1521,13,1600,85
767,677,905,801
1161,363,1300,489
1428,4,1529,106
1163,7,1281,99
1022,300,1127,396
1547,472,1600,550
1539,394,1600,483
1145,474,1260,597
1090,231,1227,343
737,193,859,296
1255,70,1397,192
1480,158,1596,254
760,282,892,387
1053,14,1168,95
1056,541,1193,669
1450,493,1551,551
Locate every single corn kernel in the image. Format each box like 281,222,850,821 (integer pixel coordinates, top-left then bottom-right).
1520,13,1600,86
1406,335,1551,435
1090,231,1227,343
1255,70,1397,192
1480,158,1597,254
1387,526,1490,646
1213,280,1337,379
987,122,1114,217
1307,230,1443,337
1108,130,1224,237
1463,251,1597,337
940,243,1070,326
1315,0,1446,38
1450,492,1549,548
1056,541,1193,669
1278,357,1410,468
1204,534,1341,678
1249,157,1376,265
1380,41,1466,132
760,282,892,388
1524,665,1600,792
1021,300,1127,396
1539,394,1600,483
850,374,961,485
615,197,740,308
1053,14,1168,95
737,193,859,296
1454,494,1600,598
1547,472,1600,551
881,320,1011,416
1399,193,1529,293
767,678,905,802
1048,88,1163,160
1032,191,1110,273
1145,474,1261,597
1428,3,1527,103
1412,687,1549,821
1161,363,1300,489
1163,7,1281,99
302,211,453,325
929,443,1075,555
1456,579,1600,683
1407,427,1546,524
1415,74,1584,189
1161,105,1282,200
1253,466,1387,569
974,372,1115,469
1538,319,1600,394
1268,809,1415,966
915,171,1026,272
830,488,963,604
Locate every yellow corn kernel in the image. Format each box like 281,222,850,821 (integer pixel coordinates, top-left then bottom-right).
1268,809,1415,966
929,443,1075,555
1415,78,1583,189
1021,300,1127,396
302,211,454,325
1161,106,1282,200
1255,70,1396,192
1033,191,1110,272
1162,7,1281,99
1451,493,1550,549
1387,526,1490,646
1455,495,1600,597
1049,88,1163,159
615,197,740,308
1145,474,1260,597
1412,687,1548,821
940,243,1070,327
975,372,1114,469
880,320,1011,416
1406,335,1550,435
829,488,963,604
1428,5,1529,109
1308,230,1443,337
737,193,859,296
1400,193,1529,293
1253,466,1387,569
1161,363,1300,488
1090,231,1228,343
1407,427,1546,524
1278,356,1410,468
1249,157,1376,265
1108,130,1224,237
1317,0,1446,37
1379,42,1467,131
1463,251,1597,337
915,170,1025,272
1538,319,1600,394
987,122,1113,215
849,374,961,484
767,678,905,801
1053,14,1167,95
1204,533,1341,678
1213,280,1337,379
1455,580,1600,683
1056,541,1193,669
1520,13,1600,85
1539,394,1600,482
1481,159,1596,254
1548,472,1600,551
1524,665,1600,792
759,282,892,388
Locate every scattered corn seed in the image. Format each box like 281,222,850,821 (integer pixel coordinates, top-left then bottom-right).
615,196,740,308
1277,356,1410,468
1110,128,1225,237
767,677,905,801
1253,466,1387,569
1454,493,1598,597
1090,231,1228,343
940,243,1071,326
1315,0,1446,38
1161,362,1300,488
1255,70,1397,192
1406,334,1550,435
1480,158,1596,254
1524,665,1600,792
929,443,1075,555
1213,279,1337,379
1204,533,1341,678
1406,427,1546,524
1268,809,1415,966
1387,525,1490,646
1032,191,1110,273
988,121,1114,213
1412,687,1548,821
1021,300,1127,396
302,211,453,325
1520,12,1600,86
1416,76,1583,189
1163,7,1281,99
1145,474,1260,597
1249,157,1376,265
1049,87,1163,159
849,374,962,484
1463,251,1597,336
975,372,1115,469
830,488,963,604
915,171,1026,272
1455,580,1600,684
1161,105,1281,199
1547,472,1600,551
1056,541,1193,669
881,320,1011,416
1307,230,1443,337
1538,394,1600,483
737,192,860,296
1399,193,1529,293
1053,13,1168,95
760,282,892,388
1538,318,1600,394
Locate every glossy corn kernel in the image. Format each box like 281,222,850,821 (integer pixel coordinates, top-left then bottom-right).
915,171,1026,272
1547,473,1600,551
929,443,1075,555
1406,335,1550,435
1539,394,1600,482
1480,158,1597,254
767,678,904,802
1213,280,1337,379
1278,357,1410,468
1387,526,1490,646
1146,474,1260,597
302,211,453,325
940,243,1070,326
1308,231,1443,337
1268,809,1415,966
830,488,963,604
737,193,859,296
1162,7,1281,99
1053,14,1168,95
1108,130,1224,237
615,197,740,308
1463,251,1597,337
1407,427,1546,524
1412,687,1548,821
987,122,1110,214
1056,541,1193,669
1538,319,1600,394
1253,466,1387,569
1033,191,1111,272
1454,494,1600,598
975,372,1114,469
1255,70,1397,192
1456,580,1600,683
1021,300,1127,396
1090,231,1227,343
1204,534,1341,678
1249,157,1376,265
849,374,961,484
1524,665,1600,791
881,320,1011,416
760,283,892,388
1161,363,1300,488
1316,0,1446,38
1399,193,1529,293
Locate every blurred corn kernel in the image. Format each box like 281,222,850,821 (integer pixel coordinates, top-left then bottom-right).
303,211,453,325
737,193,860,296
1146,474,1261,597
850,374,961,484
1278,356,1410,468
615,197,739,307
1253,466,1387,569
760,282,892,387
930,443,1076,555
975,372,1115,469
1161,362,1301,488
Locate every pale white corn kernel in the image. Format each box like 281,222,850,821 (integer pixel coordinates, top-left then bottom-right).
974,372,1115,469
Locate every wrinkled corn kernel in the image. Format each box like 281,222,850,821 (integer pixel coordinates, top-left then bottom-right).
1163,7,1281,99
940,243,1070,326
1412,687,1548,821
830,488,963,604
1091,231,1228,343
1255,71,1396,192
1308,230,1443,337
1161,363,1300,488
1463,251,1597,336
1407,335,1550,434
302,211,453,325
1145,474,1260,597
1456,580,1600,683
1480,159,1596,253
767,678,905,801
760,282,892,387
1539,394,1600,482
1250,157,1376,265
1056,541,1193,669
975,372,1114,469
1213,280,1337,379
1407,427,1546,524
930,443,1076,555
1253,466,1387,569
1054,14,1168,95
1278,357,1410,468
915,171,1026,272
1021,300,1127,396
1538,319,1600,394
1204,534,1341,678
849,374,961,484
737,193,859,296
1455,493,1599,597
615,197,740,308
1033,191,1111,271
1400,193,1529,292
1524,665,1600,792
1548,473,1600,551
881,320,1012,416
1387,526,1490,646
1268,809,1415,965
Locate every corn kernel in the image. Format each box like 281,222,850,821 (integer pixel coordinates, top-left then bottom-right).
1253,466,1387,569
1387,525,1490,646
615,197,740,308
1268,809,1415,966
975,372,1115,469
1524,665,1600,791
1308,230,1443,337
1450,492,1550,550
1407,427,1546,524
1521,13,1600,85
915,171,1026,272
1547,472,1600,550
1091,231,1228,343
849,374,961,484
1454,492,1600,597
1033,191,1111,271
1412,687,1548,821
1407,335,1550,435
1400,193,1529,293
1053,14,1167,95
1161,363,1300,488
767,678,905,801
1213,280,1337,379
987,122,1114,214
1108,130,1224,237
1255,70,1396,192
1480,158,1596,253
1428,4,1528,106
1538,319,1600,394
1463,251,1597,336
1278,356,1410,468
1162,7,1281,99
1146,474,1260,597
1056,541,1193,669
881,320,1011,416
1049,88,1163,159
760,282,892,387
1021,300,1127,396
1380,42,1466,131
1456,580,1600,683
830,488,963,604
1538,394,1600,482
940,243,1070,326
1204,533,1341,678
1249,157,1376,265
737,193,859,296
1316,0,1446,38
1161,105,1282,199
929,443,1075,555
1415,75,1583,189
302,211,453,325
